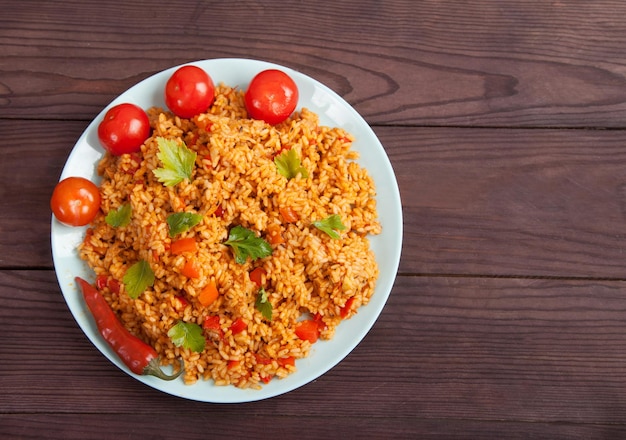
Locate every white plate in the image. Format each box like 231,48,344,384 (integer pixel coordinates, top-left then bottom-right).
51,58,403,403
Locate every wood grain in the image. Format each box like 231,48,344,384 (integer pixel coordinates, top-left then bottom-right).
6,118,626,279
3,271,626,428
2,414,626,440
0,120,87,268
388,126,626,278
4,0,626,438
2,1,626,127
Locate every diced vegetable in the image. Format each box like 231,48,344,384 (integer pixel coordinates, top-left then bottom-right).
213,204,224,218
95,274,108,290
266,223,284,245
108,278,122,295
279,206,299,223
229,317,247,335
249,267,266,287
254,353,271,365
193,116,213,132
202,315,224,341
295,319,320,343
260,374,272,384
172,295,189,313
198,280,219,306
171,237,197,255
340,297,356,319
181,260,200,278
278,356,296,368
313,312,327,331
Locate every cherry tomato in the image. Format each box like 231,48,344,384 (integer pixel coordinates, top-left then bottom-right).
50,177,101,226
245,69,299,125
97,103,151,156
165,65,215,119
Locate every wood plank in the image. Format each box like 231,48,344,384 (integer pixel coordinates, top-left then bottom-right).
1,414,625,440
387,126,626,278
6,118,626,278
6,0,626,437
0,120,87,268
3,270,626,426
2,1,626,127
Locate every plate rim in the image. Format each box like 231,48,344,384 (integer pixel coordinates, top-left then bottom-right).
51,57,403,403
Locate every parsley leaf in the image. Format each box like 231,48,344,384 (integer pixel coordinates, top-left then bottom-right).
167,212,203,238
255,287,273,321
123,260,155,299
274,148,308,179
312,214,347,239
105,203,132,228
167,321,206,353
152,137,196,186
224,225,273,264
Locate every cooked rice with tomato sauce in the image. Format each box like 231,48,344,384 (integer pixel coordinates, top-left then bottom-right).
78,84,381,388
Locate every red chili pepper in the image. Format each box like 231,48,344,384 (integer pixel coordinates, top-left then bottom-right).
75,277,183,380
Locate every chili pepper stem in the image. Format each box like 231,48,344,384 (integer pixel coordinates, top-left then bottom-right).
143,357,185,381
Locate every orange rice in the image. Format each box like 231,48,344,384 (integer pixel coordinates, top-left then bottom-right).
78,84,381,388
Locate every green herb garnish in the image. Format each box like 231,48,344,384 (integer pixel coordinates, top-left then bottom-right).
152,137,196,186
274,148,308,179
167,212,203,238
312,214,347,239
255,287,273,321
224,225,273,264
123,260,155,299
167,321,206,353
105,203,132,228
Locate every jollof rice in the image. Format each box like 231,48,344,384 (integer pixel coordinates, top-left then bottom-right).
78,84,381,388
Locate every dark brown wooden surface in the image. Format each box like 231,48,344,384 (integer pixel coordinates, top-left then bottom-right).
3,1,626,438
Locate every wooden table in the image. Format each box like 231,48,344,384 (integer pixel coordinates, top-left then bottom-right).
3,1,626,438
